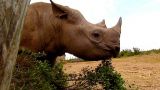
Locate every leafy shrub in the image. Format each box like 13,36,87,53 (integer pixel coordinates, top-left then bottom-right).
11,49,67,90
68,61,126,90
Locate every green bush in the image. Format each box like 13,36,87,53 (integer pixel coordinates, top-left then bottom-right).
68,62,126,90
11,49,67,90
95,64,126,90
119,47,142,57
119,49,134,57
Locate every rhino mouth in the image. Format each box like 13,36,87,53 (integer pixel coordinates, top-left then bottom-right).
94,42,120,58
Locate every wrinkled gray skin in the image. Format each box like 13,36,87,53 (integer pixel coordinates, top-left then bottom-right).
20,0,122,65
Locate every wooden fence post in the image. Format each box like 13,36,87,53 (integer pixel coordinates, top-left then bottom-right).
0,0,30,90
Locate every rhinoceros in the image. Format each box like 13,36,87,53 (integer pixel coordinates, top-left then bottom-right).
20,0,122,65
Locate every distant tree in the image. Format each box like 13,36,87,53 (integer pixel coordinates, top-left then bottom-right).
0,0,30,90
133,47,141,55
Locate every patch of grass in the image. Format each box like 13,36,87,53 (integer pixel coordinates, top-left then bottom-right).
119,48,160,58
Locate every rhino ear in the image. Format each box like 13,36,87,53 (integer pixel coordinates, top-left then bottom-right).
113,17,122,33
50,0,68,19
96,19,107,28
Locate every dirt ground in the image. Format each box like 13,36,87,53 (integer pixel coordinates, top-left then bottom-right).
63,53,160,90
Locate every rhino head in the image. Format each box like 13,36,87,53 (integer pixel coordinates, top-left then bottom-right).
50,0,122,60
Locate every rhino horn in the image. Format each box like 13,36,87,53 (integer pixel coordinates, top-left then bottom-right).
97,19,107,28
50,0,68,19
112,17,122,34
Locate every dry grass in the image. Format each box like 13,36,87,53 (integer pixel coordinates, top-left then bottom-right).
64,53,160,90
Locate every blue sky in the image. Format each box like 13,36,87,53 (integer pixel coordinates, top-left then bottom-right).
31,0,160,51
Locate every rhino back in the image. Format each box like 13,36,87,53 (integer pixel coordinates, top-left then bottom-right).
20,2,58,53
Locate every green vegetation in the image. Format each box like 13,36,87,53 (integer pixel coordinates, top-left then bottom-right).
119,48,160,57
11,48,160,89
68,63,126,90
11,49,67,90
10,48,126,90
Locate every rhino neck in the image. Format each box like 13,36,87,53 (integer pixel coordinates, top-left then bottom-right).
33,3,65,56
44,15,65,56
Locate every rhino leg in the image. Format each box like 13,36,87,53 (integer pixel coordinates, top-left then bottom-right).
50,57,57,66
46,53,57,66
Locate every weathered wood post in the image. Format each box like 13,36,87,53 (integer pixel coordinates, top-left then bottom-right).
0,0,30,90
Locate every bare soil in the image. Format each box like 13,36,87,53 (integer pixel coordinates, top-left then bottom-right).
63,53,160,90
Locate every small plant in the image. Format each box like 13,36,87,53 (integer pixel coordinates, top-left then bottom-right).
95,63,126,90
68,61,126,90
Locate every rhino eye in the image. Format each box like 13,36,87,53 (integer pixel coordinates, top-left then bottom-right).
91,30,103,42
92,32,100,38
